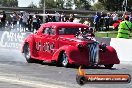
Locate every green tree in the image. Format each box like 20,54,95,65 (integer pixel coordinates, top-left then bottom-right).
39,0,96,10
63,0,73,9
74,0,96,10
98,0,132,11
55,0,64,9
39,0,64,9
91,1,105,11
0,0,18,7
28,2,37,8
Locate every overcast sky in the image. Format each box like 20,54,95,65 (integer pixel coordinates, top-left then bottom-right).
18,0,40,7
18,0,98,7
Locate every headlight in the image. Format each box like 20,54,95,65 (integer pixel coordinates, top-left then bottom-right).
99,43,107,51
77,44,83,49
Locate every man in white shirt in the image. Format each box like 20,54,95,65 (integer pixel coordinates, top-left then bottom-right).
22,12,29,31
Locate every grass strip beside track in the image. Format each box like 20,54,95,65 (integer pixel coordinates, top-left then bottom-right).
95,31,132,39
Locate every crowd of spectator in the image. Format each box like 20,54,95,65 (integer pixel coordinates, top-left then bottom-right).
93,11,132,31
0,11,75,32
0,10,132,32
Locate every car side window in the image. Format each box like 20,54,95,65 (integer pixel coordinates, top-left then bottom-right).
43,28,55,35
44,28,50,34
59,28,65,35
50,28,55,35
59,28,79,35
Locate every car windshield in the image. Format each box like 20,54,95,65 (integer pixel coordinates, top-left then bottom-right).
59,28,80,35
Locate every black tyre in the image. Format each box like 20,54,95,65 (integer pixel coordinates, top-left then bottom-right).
23,44,33,63
104,64,114,69
61,52,69,67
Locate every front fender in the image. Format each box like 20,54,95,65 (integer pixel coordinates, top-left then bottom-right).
52,45,78,62
99,45,120,64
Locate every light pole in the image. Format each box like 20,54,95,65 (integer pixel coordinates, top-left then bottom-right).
126,0,127,11
125,0,127,12
43,0,45,23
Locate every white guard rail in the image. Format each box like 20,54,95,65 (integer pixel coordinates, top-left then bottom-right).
110,38,132,61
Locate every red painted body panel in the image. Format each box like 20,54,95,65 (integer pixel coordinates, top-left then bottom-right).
22,22,120,66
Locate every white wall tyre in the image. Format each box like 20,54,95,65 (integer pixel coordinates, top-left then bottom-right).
61,52,69,67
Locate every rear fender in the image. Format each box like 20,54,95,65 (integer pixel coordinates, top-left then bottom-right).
22,34,35,57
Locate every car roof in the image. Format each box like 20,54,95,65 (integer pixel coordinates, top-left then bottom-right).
41,22,89,29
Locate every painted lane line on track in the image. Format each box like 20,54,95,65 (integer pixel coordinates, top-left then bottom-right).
0,76,67,88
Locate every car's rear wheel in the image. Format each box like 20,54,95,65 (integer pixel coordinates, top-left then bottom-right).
104,64,114,69
61,52,69,67
23,44,33,63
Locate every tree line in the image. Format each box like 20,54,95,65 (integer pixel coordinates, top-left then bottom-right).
0,0,18,7
0,0,132,11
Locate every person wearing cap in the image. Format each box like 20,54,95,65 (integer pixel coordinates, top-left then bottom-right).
117,15,132,39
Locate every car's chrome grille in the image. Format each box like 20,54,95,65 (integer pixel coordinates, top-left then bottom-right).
88,42,99,64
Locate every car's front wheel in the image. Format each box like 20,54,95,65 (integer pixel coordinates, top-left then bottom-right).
61,52,69,67
104,64,114,69
23,44,33,63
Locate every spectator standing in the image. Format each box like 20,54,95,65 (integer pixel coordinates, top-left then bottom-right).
117,15,132,39
93,12,100,31
32,15,38,32
19,13,23,28
111,12,119,30
104,13,110,31
65,16,69,22
7,14,12,30
36,16,42,30
27,15,33,32
1,11,6,29
129,12,132,23
22,12,28,31
52,16,56,22
99,12,105,31
111,12,118,23
45,12,49,23
122,11,128,21
46,13,53,22
55,11,60,22
60,13,66,22
69,14,74,22
83,18,91,27
11,12,19,28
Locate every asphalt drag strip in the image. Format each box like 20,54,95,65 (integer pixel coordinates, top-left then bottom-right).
0,48,26,63
0,48,132,88
0,75,67,88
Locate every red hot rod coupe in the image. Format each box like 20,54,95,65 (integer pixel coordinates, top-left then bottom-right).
22,22,120,68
